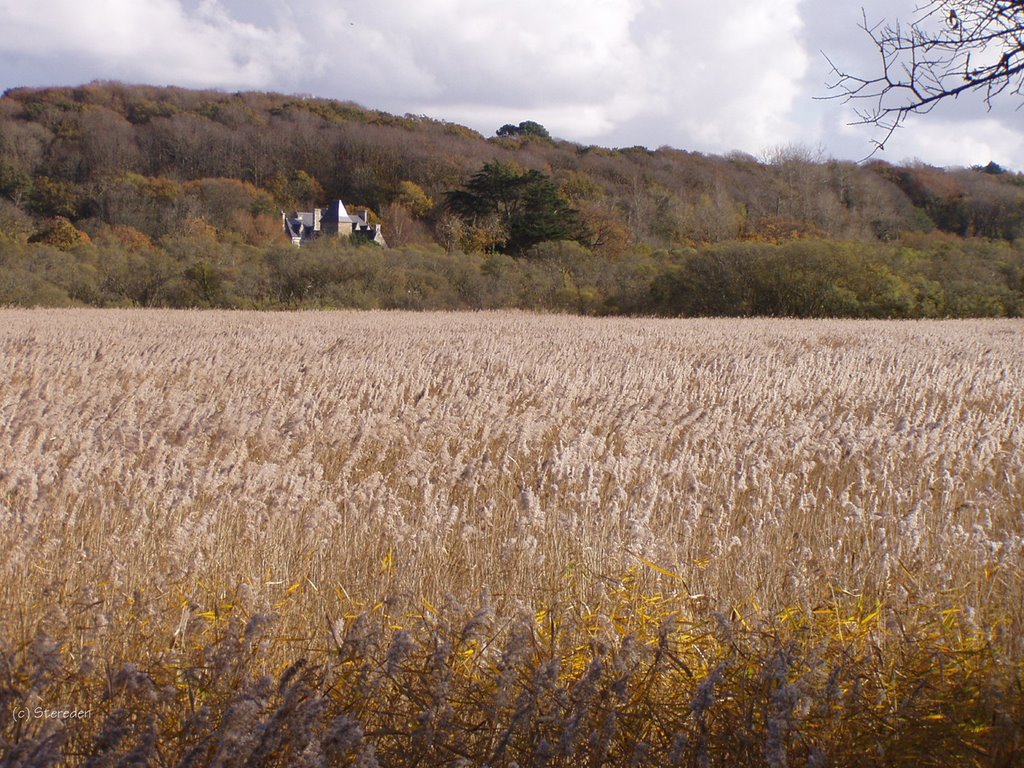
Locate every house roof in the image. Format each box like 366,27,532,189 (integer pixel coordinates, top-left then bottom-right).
323,200,354,224
284,217,304,240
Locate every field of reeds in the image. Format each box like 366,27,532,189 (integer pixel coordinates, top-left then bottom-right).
0,309,1021,767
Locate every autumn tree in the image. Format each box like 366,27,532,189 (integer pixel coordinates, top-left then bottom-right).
828,2,1024,150
383,182,434,247
395,180,434,217
28,217,91,251
79,107,140,176
0,117,51,208
575,201,631,257
267,170,324,210
0,199,33,242
98,174,185,239
29,176,80,219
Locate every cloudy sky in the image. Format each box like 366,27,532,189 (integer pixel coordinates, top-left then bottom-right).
1,0,1022,169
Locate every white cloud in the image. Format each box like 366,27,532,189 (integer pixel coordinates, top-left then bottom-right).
0,0,302,88
304,0,810,153
0,0,1020,167
281,0,660,140
576,0,809,153
875,117,1024,170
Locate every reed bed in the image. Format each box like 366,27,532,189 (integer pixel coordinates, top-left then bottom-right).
0,309,1021,766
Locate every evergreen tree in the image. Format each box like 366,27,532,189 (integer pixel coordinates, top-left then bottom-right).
446,161,577,255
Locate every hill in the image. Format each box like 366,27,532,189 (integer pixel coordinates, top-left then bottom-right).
1,82,1022,316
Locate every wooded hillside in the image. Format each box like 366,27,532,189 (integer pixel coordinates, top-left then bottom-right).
1,82,1022,316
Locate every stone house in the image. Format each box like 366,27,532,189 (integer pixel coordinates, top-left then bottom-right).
283,200,386,246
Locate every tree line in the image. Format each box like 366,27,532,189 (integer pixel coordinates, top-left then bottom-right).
1,82,1023,315
2,227,1020,317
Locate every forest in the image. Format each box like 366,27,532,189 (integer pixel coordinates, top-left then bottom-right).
1,81,1022,316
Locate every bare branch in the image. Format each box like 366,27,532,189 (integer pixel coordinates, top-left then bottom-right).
822,1,1024,155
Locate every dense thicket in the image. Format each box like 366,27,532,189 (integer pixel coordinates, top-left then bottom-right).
1,82,1023,315
2,232,1020,317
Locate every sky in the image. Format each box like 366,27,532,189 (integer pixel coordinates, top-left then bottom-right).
1,0,1022,170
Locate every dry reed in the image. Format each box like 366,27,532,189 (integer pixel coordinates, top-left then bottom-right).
0,309,1021,766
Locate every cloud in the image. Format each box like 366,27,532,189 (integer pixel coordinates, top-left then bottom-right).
299,0,655,118
291,0,810,153
0,0,1020,167
621,0,808,152
0,0,302,88
850,112,1024,170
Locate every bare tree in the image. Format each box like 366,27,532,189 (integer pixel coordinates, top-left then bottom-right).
826,2,1024,151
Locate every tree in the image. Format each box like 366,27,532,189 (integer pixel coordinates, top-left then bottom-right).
28,217,91,251
446,161,577,255
0,199,34,242
395,180,434,218
383,189,434,247
79,107,140,176
827,2,1024,151
496,121,552,140
29,176,80,219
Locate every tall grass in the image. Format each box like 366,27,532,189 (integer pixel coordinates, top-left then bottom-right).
1,310,1021,766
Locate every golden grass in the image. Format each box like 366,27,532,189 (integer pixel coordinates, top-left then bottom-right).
0,309,1021,766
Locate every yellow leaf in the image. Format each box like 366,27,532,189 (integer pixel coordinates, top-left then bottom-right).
778,606,801,623
860,607,882,626
636,555,681,581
